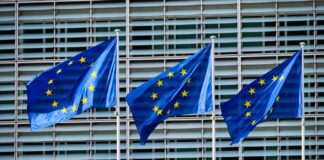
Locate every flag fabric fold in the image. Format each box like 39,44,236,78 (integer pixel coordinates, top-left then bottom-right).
221,49,303,144
27,37,117,131
126,44,213,145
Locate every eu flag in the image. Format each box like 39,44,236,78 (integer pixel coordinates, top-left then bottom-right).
126,44,213,144
221,49,303,144
27,37,117,131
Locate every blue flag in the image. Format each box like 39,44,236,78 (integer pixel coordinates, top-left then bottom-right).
27,37,117,131
126,44,213,144
221,49,303,144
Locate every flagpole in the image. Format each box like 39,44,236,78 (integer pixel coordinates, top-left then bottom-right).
210,35,216,160
115,29,121,160
300,42,305,160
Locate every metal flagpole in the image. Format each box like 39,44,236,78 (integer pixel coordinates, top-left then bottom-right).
300,42,305,160
114,29,121,160
210,36,216,160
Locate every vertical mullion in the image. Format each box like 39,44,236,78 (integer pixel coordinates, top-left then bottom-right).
125,50,130,160
314,54,318,160
237,0,243,159
313,0,318,113
163,0,166,57
201,119,204,159
163,1,168,159
53,115,56,159
314,1,318,157
14,2,18,159
163,2,168,158
53,2,56,59
275,0,279,53
126,0,130,59
200,0,205,159
313,0,319,160
65,20,67,59
237,0,242,56
89,0,92,47
152,19,155,55
237,56,243,160
262,16,265,54
315,116,318,160
217,17,220,55
43,22,45,59
313,0,317,52
126,0,130,159
284,15,287,53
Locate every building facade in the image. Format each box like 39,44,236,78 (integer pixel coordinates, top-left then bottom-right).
0,0,323,159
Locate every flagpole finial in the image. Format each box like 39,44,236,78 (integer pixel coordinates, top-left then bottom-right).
299,42,305,46
210,35,216,39
114,29,120,36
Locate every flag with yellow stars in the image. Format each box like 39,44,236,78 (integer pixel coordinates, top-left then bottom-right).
126,44,213,145
221,49,303,144
27,37,117,131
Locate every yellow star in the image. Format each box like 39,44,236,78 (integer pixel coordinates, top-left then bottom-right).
61,107,67,113
45,89,52,96
244,100,251,108
180,68,187,76
167,109,170,115
91,71,97,78
156,80,163,87
153,106,159,112
276,96,280,102
48,79,54,85
90,62,94,67
270,107,273,113
68,60,73,66
259,79,265,86
72,105,77,112
187,78,191,84
56,69,62,74
181,90,188,97
248,88,255,95
167,72,174,78
52,100,58,107
272,75,278,81
174,101,180,108
280,75,285,81
79,57,86,63
157,110,163,115
151,92,158,100
264,115,268,120
245,112,251,117
82,97,88,104
251,120,256,125
88,84,95,92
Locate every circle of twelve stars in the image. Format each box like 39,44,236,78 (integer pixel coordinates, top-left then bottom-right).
151,68,190,116
45,56,95,114
245,75,285,126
